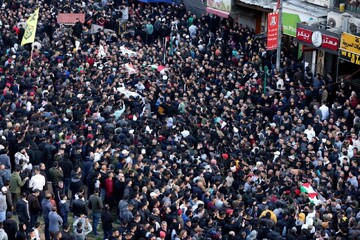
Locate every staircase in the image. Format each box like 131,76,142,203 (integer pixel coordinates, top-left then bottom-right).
182,0,206,16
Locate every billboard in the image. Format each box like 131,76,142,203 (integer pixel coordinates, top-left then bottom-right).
207,0,231,12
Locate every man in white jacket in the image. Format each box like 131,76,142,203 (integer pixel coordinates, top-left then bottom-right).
304,125,316,143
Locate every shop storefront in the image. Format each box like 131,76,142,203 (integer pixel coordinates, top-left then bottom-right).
281,13,302,61
233,0,273,33
296,23,340,78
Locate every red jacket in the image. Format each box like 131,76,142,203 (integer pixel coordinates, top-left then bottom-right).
105,178,113,197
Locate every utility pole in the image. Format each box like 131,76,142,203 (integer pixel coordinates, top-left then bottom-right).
276,0,283,71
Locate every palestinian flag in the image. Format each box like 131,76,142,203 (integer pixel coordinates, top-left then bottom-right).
124,63,137,75
300,183,323,205
150,64,158,70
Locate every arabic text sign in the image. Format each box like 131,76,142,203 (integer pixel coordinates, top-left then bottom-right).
340,32,360,55
296,27,312,44
267,12,279,51
207,0,231,13
321,35,339,51
296,27,339,51
340,50,360,65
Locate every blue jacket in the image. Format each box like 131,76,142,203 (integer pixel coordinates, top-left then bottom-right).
41,199,52,220
49,211,63,233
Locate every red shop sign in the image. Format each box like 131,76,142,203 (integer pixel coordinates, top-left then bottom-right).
267,12,279,51
296,27,312,44
296,27,339,52
321,35,339,51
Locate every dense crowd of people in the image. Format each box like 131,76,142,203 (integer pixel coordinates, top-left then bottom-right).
0,0,360,240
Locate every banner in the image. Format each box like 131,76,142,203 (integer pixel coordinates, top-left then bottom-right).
282,13,300,37
207,0,231,13
57,13,85,25
340,32,360,55
267,12,279,51
21,8,39,46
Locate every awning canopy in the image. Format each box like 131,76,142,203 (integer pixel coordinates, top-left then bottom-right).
206,7,229,18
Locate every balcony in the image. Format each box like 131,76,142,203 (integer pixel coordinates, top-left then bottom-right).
333,0,360,14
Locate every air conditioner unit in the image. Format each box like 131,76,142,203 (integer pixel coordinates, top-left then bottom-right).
309,19,327,30
327,11,342,29
348,18,360,35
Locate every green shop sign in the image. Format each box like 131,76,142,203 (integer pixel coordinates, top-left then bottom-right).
282,13,301,37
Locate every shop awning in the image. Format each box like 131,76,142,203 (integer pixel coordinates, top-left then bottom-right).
206,7,229,18
235,0,273,10
283,0,328,21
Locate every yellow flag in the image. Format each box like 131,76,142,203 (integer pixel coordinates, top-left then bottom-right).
21,8,39,46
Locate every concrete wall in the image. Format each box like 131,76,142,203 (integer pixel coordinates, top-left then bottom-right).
182,0,207,16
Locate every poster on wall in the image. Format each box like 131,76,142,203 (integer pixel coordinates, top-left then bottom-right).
206,0,231,18
207,0,231,12
267,12,279,51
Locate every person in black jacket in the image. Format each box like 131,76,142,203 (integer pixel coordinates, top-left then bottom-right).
15,222,27,240
58,156,73,196
73,18,83,39
86,162,100,196
54,181,65,208
114,172,126,208
60,223,75,240
3,212,17,239
101,204,113,240
70,172,83,201
15,193,30,228
27,189,41,228
41,138,56,171
71,193,87,218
